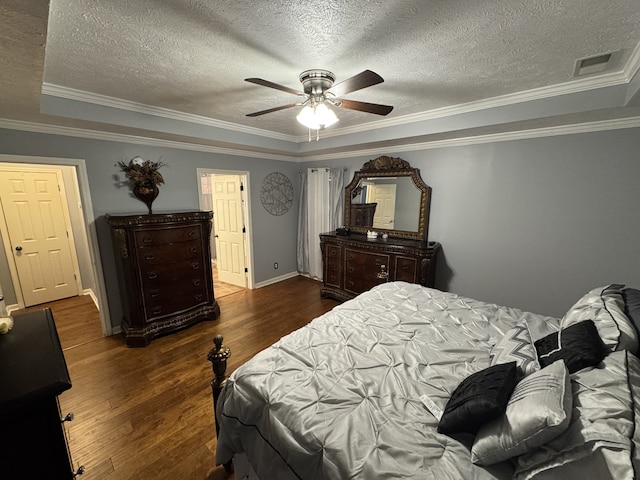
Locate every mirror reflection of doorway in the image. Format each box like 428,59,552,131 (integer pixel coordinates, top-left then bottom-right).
365,183,396,230
198,170,252,298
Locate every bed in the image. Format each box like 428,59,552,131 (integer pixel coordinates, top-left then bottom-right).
212,281,640,479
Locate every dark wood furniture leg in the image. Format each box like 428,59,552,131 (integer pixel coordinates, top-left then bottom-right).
208,334,233,473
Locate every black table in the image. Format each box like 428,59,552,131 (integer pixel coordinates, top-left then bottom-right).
0,308,81,478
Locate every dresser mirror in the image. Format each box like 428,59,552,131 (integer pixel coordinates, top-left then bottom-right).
344,156,431,242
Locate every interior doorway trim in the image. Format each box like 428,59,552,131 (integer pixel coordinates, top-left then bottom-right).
0,154,111,335
197,168,254,290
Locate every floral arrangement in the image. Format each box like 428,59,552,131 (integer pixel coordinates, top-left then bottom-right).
117,156,166,188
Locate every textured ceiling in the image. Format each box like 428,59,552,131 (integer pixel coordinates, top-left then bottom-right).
1,0,639,155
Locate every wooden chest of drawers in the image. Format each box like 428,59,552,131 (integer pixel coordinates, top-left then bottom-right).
106,211,220,346
320,232,440,301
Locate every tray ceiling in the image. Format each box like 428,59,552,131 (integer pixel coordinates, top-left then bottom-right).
1,0,639,158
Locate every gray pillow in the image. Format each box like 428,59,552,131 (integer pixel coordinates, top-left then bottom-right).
471,360,572,466
561,284,638,354
622,287,640,336
514,351,637,480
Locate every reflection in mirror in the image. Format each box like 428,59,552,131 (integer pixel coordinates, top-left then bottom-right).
344,156,431,242
351,177,422,231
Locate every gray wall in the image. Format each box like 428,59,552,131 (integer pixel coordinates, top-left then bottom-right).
1,126,639,325
308,127,640,317
0,129,300,328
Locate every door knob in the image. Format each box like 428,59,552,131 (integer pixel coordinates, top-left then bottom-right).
15,246,22,251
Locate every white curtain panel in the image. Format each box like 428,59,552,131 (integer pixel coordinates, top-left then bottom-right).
297,168,345,280
307,168,331,279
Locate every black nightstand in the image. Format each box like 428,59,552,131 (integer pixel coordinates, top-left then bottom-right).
0,308,83,478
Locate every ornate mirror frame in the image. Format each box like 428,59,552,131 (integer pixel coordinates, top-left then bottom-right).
344,156,431,242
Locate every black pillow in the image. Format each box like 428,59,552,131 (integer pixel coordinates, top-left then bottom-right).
622,287,640,337
535,320,608,374
437,362,518,436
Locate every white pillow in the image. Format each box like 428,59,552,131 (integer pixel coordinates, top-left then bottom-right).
490,321,540,376
471,360,571,466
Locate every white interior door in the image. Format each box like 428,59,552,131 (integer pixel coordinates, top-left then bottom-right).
0,168,80,306
211,175,247,287
366,183,397,229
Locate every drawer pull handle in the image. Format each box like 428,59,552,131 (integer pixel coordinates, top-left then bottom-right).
148,272,158,279
190,246,198,253
376,264,389,280
194,294,203,302
150,289,160,298
143,236,153,243
61,412,74,423
152,306,162,315
192,262,200,270
188,231,196,237
193,279,201,286
145,253,155,261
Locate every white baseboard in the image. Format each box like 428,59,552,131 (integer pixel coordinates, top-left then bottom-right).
6,303,20,314
6,289,98,314
83,288,100,310
253,271,300,289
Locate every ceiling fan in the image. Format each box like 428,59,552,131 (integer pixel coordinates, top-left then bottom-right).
244,69,393,136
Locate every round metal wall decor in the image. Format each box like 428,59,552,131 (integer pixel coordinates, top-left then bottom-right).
260,172,293,216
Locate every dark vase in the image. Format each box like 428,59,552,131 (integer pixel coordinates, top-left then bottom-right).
132,180,159,214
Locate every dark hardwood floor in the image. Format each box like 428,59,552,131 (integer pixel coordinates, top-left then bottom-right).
21,276,338,480
15,294,104,350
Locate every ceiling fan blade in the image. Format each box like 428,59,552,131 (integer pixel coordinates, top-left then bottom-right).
246,103,300,117
244,78,304,96
336,99,393,116
326,70,384,97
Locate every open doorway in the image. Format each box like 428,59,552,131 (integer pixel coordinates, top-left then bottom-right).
197,169,253,298
0,155,111,342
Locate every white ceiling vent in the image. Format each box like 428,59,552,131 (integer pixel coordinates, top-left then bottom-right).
574,53,613,76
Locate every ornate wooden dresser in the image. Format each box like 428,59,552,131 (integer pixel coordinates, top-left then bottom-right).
320,233,440,301
106,211,219,347
0,308,84,479
320,156,440,302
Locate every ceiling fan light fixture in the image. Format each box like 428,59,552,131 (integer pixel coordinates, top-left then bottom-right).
296,105,320,129
246,69,390,139
296,102,339,130
315,102,339,127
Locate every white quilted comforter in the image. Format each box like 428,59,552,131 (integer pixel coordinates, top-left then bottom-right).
215,282,560,479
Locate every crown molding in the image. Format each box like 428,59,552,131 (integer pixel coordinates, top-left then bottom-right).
301,43,640,142
623,41,640,81
43,43,640,149
298,116,640,162
2,115,639,164
0,118,297,162
306,68,640,142
41,83,298,143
